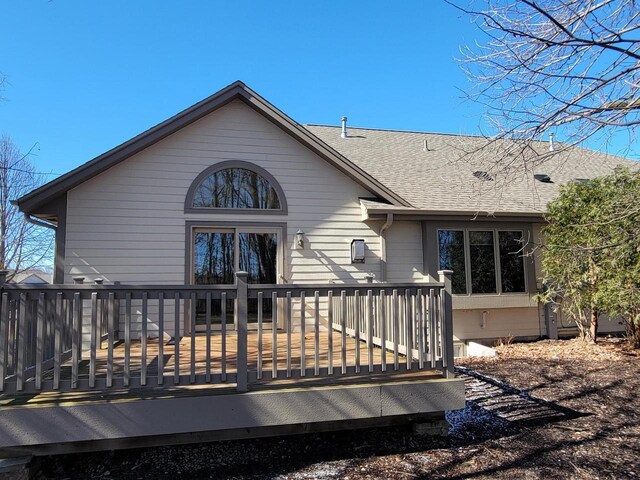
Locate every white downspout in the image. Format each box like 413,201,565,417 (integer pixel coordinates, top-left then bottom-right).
379,213,394,282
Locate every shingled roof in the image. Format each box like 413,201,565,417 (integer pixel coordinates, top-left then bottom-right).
305,125,638,216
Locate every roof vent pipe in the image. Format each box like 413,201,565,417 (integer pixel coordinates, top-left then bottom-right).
341,116,348,139
549,133,555,152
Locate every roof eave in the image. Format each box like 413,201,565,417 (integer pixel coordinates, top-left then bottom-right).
361,203,546,221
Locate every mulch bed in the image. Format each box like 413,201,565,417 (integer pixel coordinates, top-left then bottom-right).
35,338,640,479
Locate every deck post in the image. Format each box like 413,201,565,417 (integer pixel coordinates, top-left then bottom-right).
236,271,248,392
438,270,455,378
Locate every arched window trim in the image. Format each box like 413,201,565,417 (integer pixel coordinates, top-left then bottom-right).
184,160,288,215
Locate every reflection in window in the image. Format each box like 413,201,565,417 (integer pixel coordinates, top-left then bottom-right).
499,231,526,293
192,168,281,209
193,232,235,325
469,231,497,294
193,230,278,326
193,232,235,285
240,233,277,322
438,230,467,294
239,233,278,284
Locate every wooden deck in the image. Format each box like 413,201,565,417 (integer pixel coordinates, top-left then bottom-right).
0,277,463,454
50,330,417,382
2,331,443,408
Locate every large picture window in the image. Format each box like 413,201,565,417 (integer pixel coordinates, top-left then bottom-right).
438,229,527,295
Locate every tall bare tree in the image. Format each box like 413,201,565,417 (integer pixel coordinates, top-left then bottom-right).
0,136,52,279
451,0,640,166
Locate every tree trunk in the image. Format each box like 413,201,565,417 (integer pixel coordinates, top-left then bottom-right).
589,309,599,344
629,309,640,349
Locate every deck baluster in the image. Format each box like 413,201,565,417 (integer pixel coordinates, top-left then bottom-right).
107,292,115,388
158,292,165,385
429,289,436,369
71,292,81,389
404,289,412,370
417,289,424,370
327,291,333,375
205,291,211,383
141,292,148,386
125,293,132,387
354,290,361,373
221,292,227,381
189,292,196,384
314,291,320,376
236,272,248,392
392,290,399,370
271,291,277,378
300,291,306,377
89,292,98,388
174,293,180,385
53,293,62,390
367,290,373,373
257,291,263,380
379,290,386,372
286,292,292,377
340,291,347,374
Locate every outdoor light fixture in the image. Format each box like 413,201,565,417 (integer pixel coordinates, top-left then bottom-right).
296,229,305,249
351,239,366,263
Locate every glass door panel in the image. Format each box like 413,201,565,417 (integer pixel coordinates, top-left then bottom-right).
194,231,235,327
193,228,280,330
239,232,277,324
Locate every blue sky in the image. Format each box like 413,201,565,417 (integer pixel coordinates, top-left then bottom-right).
0,1,635,181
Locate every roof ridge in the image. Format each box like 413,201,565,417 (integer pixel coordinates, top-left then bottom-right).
305,124,640,160
305,123,486,137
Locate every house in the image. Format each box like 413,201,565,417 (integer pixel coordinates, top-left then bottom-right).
0,81,632,459
8,269,52,285
17,81,635,348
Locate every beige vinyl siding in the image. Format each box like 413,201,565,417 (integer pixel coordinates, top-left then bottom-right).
65,100,381,336
385,221,424,282
453,307,543,341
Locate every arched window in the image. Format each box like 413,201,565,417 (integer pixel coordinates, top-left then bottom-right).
185,161,287,214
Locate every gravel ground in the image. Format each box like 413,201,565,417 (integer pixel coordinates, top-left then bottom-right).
35,337,640,479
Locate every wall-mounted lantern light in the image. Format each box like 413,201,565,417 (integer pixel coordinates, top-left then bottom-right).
351,239,366,263
296,229,305,249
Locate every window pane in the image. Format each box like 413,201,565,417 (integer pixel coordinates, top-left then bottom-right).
499,231,526,293
469,231,497,294
194,232,235,325
240,232,278,323
193,168,281,209
239,233,278,284
194,232,235,284
438,230,467,294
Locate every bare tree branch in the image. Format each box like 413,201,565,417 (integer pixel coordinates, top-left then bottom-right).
449,0,640,169
0,136,53,279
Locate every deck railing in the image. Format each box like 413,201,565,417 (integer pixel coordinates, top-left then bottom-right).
0,271,454,395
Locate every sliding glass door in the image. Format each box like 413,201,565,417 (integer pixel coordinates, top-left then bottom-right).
192,226,280,330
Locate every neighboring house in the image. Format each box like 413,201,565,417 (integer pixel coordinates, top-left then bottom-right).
15,81,634,350
8,269,52,284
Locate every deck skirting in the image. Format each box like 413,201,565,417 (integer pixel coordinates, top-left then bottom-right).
0,378,464,455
